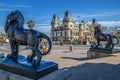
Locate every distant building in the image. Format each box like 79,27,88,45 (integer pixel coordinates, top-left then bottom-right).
51,11,100,43
100,26,107,33
115,27,120,39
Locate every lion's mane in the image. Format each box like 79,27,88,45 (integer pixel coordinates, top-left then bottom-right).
4,10,24,33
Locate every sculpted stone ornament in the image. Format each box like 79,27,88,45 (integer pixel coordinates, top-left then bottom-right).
4,10,52,67
94,25,119,49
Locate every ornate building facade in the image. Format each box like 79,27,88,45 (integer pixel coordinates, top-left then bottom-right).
115,27,120,39
51,11,98,43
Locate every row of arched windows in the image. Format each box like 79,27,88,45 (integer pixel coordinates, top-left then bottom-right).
52,31,67,37
64,25,73,27
70,30,79,36
52,30,80,37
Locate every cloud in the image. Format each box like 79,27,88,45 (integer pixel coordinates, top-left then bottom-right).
9,5,31,8
6,5,32,8
36,16,52,23
34,25,51,35
87,21,120,27
38,16,51,19
0,27,4,33
37,16,51,21
35,26,51,30
35,24,50,26
43,20,51,23
0,2,31,8
0,9,11,11
14,5,31,8
98,21,120,27
72,11,120,21
24,24,51,34
34,24,51,32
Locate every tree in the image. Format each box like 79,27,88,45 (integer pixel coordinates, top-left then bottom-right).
27,20,35,29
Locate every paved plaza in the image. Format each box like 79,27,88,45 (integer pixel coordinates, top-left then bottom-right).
0,43,120,80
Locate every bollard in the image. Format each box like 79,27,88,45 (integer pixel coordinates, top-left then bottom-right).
69,44,73,52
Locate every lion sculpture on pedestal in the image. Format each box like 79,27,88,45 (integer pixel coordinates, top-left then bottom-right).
94,25,119,49
4,10,52,67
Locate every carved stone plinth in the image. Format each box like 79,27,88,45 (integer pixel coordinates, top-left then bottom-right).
87,48,120,59
0,55,58,80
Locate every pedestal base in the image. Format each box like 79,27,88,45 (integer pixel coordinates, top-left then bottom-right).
0,55,58,80
87,48,120,59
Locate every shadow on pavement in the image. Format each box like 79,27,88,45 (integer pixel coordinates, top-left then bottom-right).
61,57,88,61
61,63,120,80
40,63,120,80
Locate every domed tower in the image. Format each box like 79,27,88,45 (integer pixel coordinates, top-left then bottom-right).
51,14,59,30
63,10,73,23
92,18,96,24
63,10,75,42
51,14,60,41
92,18,98,27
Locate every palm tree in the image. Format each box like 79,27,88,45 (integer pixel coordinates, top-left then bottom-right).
27,20,35,29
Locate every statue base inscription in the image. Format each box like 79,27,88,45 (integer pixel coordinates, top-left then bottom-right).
0,55,58,80
87,48,120,59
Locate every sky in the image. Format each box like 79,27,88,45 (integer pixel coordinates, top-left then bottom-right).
0,0,120,35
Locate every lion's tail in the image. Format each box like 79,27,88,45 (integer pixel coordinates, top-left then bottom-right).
113,36,119,45
39,32,52,55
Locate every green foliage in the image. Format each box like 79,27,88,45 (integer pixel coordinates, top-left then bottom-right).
60,41,63,45
63,39,82,45
0,33,6,39
89,40,95,44
27,20,35,29
73,39,81,45
64,42,73,44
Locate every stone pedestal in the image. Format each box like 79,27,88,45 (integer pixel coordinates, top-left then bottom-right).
0,55,58,80
0,70,32,80
87,48,120,59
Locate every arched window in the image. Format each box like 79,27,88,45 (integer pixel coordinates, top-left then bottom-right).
52,32,54,37
56,32,57,36
61,32,62,37
70,30,72,36
65,31,67,36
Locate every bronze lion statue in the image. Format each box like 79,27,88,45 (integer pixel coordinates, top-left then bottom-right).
94,25,119,49
4,10,52,67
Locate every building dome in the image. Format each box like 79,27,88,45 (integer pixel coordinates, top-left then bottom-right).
51,14,59,24
92,18,97,24
63,10,73,23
